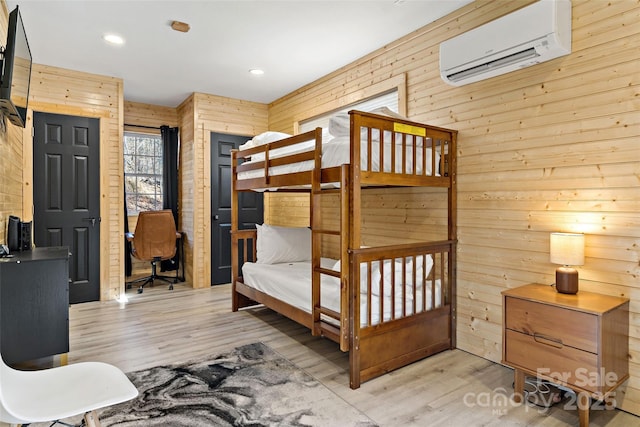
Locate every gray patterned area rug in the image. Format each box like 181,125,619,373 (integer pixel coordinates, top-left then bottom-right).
37,343,377,427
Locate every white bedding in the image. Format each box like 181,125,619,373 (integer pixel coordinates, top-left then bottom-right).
237,135,440,186
241,258,442,327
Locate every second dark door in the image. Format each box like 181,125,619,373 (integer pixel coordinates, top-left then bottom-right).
210,132,263,285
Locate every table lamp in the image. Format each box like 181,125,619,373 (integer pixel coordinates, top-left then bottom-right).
550,232,584,294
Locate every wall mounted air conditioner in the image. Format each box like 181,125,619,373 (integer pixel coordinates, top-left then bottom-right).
440,0,571,86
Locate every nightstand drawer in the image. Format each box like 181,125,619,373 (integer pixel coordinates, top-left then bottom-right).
504,329,600,393
504,296,598,353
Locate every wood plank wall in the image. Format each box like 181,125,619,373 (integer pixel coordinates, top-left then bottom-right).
266,0,640,415
124,100,178,130
0,116,24,245
264,193,310,227
177,93,268,287
177,96,196,286
25,64,124,301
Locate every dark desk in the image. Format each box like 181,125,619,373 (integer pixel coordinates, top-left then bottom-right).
177,231,185,282
158,231,186,282
0,247,70,365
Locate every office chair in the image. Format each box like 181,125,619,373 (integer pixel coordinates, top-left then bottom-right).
126,209,180,294
0,355,138,426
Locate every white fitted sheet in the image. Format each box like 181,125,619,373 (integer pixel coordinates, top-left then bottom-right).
241,258,442,327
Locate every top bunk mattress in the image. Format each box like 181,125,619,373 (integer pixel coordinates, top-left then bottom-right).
238,135,439,179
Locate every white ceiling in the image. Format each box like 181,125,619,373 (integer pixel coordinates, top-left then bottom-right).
8,0,472,107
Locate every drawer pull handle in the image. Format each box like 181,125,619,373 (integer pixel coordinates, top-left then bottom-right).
533,333,563,349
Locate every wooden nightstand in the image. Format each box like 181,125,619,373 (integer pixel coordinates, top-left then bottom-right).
502,284,629,427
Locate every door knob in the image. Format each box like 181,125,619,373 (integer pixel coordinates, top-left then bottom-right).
82,217,97,227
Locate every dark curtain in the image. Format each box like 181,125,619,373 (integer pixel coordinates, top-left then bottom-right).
124,188,132,277
160,125,180,273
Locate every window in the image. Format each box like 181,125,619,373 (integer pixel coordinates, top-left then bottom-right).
124,132,163,213
299,90,399,133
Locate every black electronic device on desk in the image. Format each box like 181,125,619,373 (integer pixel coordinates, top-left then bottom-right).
7,214,32,251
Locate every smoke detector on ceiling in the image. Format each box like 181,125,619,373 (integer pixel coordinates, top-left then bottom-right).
171,21,190,33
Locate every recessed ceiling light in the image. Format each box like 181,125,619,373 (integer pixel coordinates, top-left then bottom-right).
249,69,264,76
103,33,125,45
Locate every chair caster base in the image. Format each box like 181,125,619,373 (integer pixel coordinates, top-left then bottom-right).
169,284,174,290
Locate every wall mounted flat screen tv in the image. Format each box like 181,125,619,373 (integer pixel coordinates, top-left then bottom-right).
0,6,31,128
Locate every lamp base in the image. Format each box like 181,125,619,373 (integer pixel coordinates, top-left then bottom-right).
555,267,578,294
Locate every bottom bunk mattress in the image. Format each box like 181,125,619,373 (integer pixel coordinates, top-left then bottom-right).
241,258,442,327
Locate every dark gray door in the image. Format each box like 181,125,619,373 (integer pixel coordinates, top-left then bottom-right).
33,112,100,303
210,132,263,285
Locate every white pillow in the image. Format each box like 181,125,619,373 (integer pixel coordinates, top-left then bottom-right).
320,127,334,146
328,110,428,152
328,107,409,138
372,255,434,297
250,139,316,162
256,224,311,264
369,106,408,121
334,254,433,297
239,131,292,151
246,129,330,162
328,112,350,137
379,255,433,284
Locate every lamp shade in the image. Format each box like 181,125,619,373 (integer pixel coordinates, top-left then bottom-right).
550,232,584,266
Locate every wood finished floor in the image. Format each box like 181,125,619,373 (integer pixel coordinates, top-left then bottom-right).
65,283,638,427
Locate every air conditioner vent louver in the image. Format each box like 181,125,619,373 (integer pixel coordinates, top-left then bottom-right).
440,0,571,86
446,48,539,83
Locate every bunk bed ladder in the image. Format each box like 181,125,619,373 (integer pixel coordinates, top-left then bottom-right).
310,127,324,339
311,167,350,351
310,138,350,351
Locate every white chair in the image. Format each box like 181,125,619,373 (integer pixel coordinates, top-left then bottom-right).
0,355,138,427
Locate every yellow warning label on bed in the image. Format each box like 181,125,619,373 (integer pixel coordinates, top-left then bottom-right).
394,123,426,137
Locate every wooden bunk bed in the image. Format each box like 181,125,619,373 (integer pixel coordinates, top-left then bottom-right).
230,110,457,389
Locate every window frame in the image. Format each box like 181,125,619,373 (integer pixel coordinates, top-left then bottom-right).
294,74,406,134
123,131,164,214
